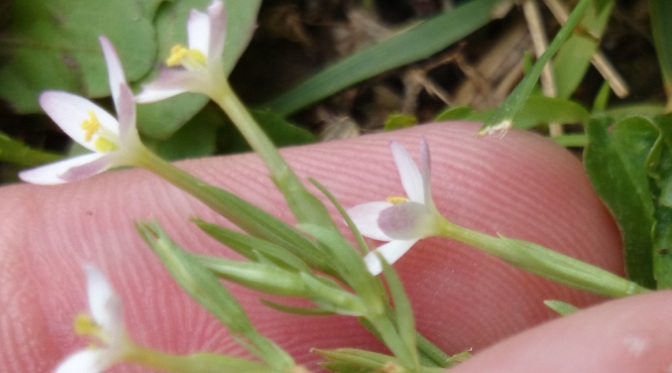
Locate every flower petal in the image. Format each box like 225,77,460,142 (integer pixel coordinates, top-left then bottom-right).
54,349,108,373
115,84,137,140
188,9,210,57
364,239,418,276
419,137,432,205
347,201,394,241
98,36,127,112
378,201,435,240
134,70,199,103
390,141,424,203
83,265,123,333
19,153,107,185
206,0,227,62
60,153,118,183
39,92,119,151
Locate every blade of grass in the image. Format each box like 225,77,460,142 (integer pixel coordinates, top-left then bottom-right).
262,0,504,116
649,0,672,111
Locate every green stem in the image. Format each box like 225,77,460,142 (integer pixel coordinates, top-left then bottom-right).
212,81,336,230
126,343,277,373
438,218,650,298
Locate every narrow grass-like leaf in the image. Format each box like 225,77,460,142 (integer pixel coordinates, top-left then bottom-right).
543,299,579,316
482,0,593,132
379,254,419,369
552,0,614,98
649,0,672,109
193,218,311,272
310,178,370,254
0,132,62,166
584,116,658,287
263,0,503,116
259,299,336,316
136,221,294,369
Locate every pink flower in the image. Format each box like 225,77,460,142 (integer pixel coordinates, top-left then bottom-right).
348,139,442,275
135,0,227,103
20,37,143,185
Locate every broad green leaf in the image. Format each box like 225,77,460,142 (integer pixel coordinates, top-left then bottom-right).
263,0,503,116
553,0,614,98
0,0,156,113
584,116,658,287
154,105,222,160
647,115,672,288
136,0,262,139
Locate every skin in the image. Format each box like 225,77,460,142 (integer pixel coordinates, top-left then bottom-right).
1,122,670,373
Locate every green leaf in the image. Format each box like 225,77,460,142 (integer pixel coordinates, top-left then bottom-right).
137,0,262,139
584,116,658,287
384,113,417,131
649,0,672,106
647,115,672,288
222,109,316,153
0,132,62,166
0,0,156,113
263,0,503,116
543,299,579,316
193,218,311,272
552,0,613,98
482,0,592,132
154,105,222,160
136,221,294,370
259,299,336,316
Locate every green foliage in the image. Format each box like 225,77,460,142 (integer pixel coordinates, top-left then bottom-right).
263,0,503,116
0,132,62,166
584,115,672,289
0,0,156,113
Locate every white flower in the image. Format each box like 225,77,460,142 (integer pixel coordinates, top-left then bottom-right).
20,37,144,185
54,265,129,373
348,139,442,275
135,0,227,103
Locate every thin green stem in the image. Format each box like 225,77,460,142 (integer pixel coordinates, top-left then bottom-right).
437,218,650,298
212,81,336,230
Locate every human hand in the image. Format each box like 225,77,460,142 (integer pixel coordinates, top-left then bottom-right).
2,122,666,372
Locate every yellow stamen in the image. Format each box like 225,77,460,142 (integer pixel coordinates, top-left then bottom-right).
74,313,98,336
94,137,119,152
165,44,206,68
81,111,101,142
387,196,409,205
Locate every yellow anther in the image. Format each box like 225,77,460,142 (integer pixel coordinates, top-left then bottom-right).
81,111,101,142
74,313,97,336
387,196,409,205
94,136,119,153
165,44,206,68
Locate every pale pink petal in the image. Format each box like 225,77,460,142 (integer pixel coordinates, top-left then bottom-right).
39,92,119,151
347,201,394,241
390,141,424,203
98,36,127,111
419,137,432,205
134,70,199,103
377,201,435,240
84,265,124,333
115,84,136,139
207,0,227,62
19,153,107,185
54,349,109,373
188,9,210,57
364,239,418,276
60,153,117,183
